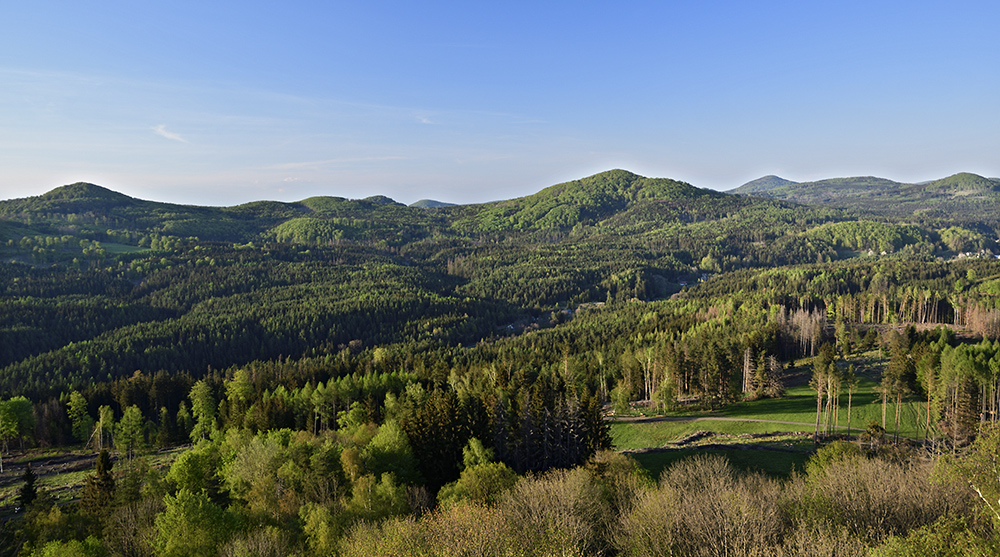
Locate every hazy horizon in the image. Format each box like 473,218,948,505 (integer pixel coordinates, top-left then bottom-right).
4,168,996,208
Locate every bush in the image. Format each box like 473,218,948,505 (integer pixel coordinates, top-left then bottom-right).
871,515,1000,557
616,455,785,557
805,440,865,476
501,467,612,556
437,462,518,508
796,457,972,544
423,502,520,557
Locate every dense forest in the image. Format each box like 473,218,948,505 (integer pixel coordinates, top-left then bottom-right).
2,169,1000,555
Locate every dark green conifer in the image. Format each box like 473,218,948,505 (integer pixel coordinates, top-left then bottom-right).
18,463,37,509
81,449,115,516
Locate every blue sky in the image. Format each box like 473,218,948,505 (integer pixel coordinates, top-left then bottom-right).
2,1,999,206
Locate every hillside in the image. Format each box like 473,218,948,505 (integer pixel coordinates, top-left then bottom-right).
456,169,732,233
2,169,1000,397
3,171,1000,557
409,199,456,208
733,172,1000,225
732,175,797,193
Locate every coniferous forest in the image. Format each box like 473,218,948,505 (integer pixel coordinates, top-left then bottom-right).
3,169,1000,555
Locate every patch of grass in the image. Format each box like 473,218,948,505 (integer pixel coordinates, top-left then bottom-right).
615,352,932,453
611,420,815,450
38,469,90,504
631,448,809,480
721,380,927,437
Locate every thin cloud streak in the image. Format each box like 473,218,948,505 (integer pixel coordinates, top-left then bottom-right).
152,125,187,143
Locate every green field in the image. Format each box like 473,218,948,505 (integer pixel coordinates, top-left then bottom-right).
612,354,933,479
611,419,810,450
630,448,810,480
613,384,927,449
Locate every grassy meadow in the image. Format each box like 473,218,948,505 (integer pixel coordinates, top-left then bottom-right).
611,352,933,479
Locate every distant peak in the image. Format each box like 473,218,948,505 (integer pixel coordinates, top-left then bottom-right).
590,168,642,179
923,172,998,192
361,195,403,206
940,172,990,182
409,199,456,208
43,182,133,201
733,175,797,193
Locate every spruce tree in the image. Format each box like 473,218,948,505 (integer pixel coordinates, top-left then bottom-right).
18,463,37,509
81,449,115,516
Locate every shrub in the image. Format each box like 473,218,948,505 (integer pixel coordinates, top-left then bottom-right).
501,467,612,556
797,457,972,544
437,461,518,508
617,455,785,557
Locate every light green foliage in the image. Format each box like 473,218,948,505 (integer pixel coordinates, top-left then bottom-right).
271,217,348,244
805,440,865,476
6,173,1000,555
224,368,254,428
189,380,217,442
154,489,240,557
96,405,114,450
806,221,929,253
115,405,145,459
940,226,986,253
300,502,341,556
437,461,518,508
166,443,220,494
30,536,108,557
0,399,18,452
462,437,494,469
221,434,284,515
944,425,1000,526
361,420,421,484
0,396,30,469
611,383,632,415
67,391,95,444
345,473,409,523
19,498,91,551
872,515,1000,557
8,395,34,437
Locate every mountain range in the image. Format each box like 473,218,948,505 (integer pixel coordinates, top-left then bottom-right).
3,169,1000,397
731,172,1000,223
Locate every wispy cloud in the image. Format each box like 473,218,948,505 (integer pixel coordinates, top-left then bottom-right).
152,124,187,143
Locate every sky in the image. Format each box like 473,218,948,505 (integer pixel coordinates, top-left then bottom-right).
2,1,999,206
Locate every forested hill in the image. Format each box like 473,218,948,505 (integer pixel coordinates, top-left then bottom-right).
732,172,1000,224
731,175,798,193
1,169,999,397
0,170,754,241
